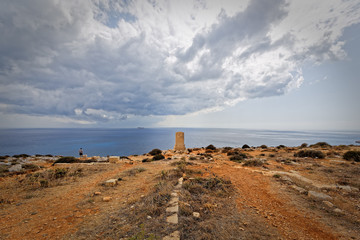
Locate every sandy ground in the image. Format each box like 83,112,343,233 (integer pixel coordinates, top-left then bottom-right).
1,146,359,239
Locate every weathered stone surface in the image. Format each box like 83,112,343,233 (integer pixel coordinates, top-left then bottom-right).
103,197,112,202
94,192,102,195
193,212,200,218
105,179,118,186
166,205,179,213
9,164,22,172
166,213,178,224
291,185,306,194
108,156,120,163
323,201,334,208
308,191,332,201
163,230,180,240
174,132,186,151
333,208,343,214
169,197,179,205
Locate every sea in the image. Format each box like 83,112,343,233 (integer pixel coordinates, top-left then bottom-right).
0,128,359,157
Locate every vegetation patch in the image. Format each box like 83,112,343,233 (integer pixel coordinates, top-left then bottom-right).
148,149,162,156
242,144,250,149
310,142,332,148
205,144,216,150
13,154,30,158
294,150,325,159
152,154,165,161
343,151,360,162
53,156,79,165
180,175,245,239
229,153,247,163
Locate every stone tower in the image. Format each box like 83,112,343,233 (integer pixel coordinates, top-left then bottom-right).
174,132,186,151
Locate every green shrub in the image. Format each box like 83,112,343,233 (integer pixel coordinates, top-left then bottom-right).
260,145,268,149
148,149,162,156
294,150,325,159
153,154,165,161
229,153,247,163
206,144,216,150
0,155,9,160
13,154,30,158
343,151,360,162
53,156,79,165
242,144,250,149
310,142,331,148
300,143,308,148
276,145,286,149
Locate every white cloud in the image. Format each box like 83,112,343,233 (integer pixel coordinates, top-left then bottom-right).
0,0,359,126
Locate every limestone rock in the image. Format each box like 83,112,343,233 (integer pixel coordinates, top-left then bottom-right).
94,192,102,195
323,201,334,208
105,179,118,186
291,185,306,194
308,191,332,201
163,230,180,240
166,205,179,213
102,197,112,202
166,213,178,224
333,208,344,214
9,164,22,172
193,212,200,218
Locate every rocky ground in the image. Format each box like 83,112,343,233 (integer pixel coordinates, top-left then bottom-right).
0,144,359,239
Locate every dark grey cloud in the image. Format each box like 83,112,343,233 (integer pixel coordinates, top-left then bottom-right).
0,0,358,124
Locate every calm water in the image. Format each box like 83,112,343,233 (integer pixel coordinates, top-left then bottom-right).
0,128,359,156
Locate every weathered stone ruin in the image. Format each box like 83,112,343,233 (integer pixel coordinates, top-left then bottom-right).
174,132,186,151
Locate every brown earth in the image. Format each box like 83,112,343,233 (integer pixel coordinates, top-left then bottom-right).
1,146,359,239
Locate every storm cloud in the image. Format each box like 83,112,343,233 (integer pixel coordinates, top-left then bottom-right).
0,0,359,124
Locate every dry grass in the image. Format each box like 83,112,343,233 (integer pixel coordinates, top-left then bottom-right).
179,176,244,240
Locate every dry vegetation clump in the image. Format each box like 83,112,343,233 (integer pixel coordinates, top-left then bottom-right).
294,150,325,159
22,167,84,188
152,154,165,161
242,144,250,149
72,170,180,239
205,144,216,151
148,149,162,156
309,142,332,148
122,167,146,177
180,176,244,239
343,151,360,162
221,147,233,153
229,153,248,163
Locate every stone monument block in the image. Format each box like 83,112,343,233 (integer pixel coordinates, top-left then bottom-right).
174,132,186,151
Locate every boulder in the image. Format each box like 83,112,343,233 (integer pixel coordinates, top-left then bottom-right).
9,164,22,172
105,179,118,186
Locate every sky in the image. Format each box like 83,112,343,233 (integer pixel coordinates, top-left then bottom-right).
0,0,359,131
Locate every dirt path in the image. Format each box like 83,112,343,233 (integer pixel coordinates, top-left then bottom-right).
211,163,338,240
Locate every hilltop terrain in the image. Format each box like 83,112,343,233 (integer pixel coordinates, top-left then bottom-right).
0,144,360,239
